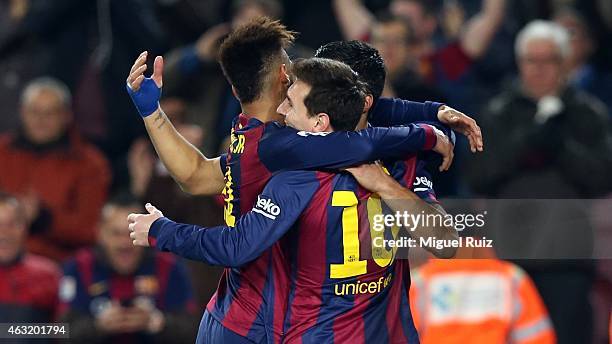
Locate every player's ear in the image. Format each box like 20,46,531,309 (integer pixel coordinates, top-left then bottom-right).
363,95,374,114
313,113,331,132
280,63,291,86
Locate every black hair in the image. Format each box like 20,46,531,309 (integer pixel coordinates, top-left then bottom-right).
315,40,386,104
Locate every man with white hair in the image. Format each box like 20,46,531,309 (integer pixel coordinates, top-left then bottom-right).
0,77,111,261
469,20,612,344
472,20,611,196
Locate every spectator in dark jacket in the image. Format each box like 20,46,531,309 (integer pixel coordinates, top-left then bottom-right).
468,20,612,344
470,20,612,198
59,194,198,344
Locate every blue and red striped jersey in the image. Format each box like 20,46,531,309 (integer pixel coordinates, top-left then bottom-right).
279,156,437,343
150,158,436,343
59,248,196,315
151,98,444,343
212,105,438,341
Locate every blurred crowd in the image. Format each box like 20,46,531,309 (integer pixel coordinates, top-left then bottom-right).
0,0,611,343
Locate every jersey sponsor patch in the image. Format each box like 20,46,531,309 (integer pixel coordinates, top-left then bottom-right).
253,195,281,220
413,176,433,192
427,273,511,324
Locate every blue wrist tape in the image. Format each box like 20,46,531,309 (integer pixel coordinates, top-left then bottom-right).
126,78,161,118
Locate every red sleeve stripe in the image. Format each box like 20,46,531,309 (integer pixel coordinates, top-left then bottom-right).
420,124,437,150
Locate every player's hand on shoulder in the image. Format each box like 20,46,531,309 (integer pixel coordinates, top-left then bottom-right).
128,203,164,247
431,125,454,172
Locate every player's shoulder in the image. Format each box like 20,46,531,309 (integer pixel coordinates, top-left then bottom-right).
263,121,285,130
261,121,296,139
257,122,294,153
233,115,266,136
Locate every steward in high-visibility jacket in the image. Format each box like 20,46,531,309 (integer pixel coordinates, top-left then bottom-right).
410,250,556,344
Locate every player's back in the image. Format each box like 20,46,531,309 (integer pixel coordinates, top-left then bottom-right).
208,114,287,343
281,171,419,343
211,114,440,343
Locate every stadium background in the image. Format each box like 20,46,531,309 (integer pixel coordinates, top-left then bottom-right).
0,0,611,343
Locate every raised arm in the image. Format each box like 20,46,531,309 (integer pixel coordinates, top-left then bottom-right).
460,0,507,59
333,0,375,40
126,51,225,195
129,172,318,267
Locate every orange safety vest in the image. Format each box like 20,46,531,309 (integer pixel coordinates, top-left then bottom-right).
410,259,556,344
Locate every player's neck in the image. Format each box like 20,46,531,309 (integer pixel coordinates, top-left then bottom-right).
355,116,368,130
241,100,283,123
354,112,369,130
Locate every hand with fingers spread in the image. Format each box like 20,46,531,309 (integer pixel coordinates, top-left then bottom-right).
431,126,455,172
127,203,164,247
437,105,484,153
126,51,164,117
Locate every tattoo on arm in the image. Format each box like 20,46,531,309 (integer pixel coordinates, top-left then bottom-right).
154,111,167,129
